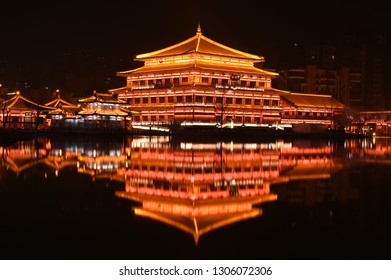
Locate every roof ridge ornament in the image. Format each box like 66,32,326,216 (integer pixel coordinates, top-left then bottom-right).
196,23,201,35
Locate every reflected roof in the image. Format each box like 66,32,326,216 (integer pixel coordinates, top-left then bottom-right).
116,191,277,244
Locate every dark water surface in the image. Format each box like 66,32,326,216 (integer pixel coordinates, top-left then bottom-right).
1,135,390,260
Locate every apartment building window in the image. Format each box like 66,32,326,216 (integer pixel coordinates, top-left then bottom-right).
143,97,148,104
254,99,260,105
151,97,157,103
212,78,218,85
263,99,270,106
168,96,174,103
159,96,165,103
206,96,213,103
201,77,209,83
236,98,242,105
226,97,233,104
245,99,252,105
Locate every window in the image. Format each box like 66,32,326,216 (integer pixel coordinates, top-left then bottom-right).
236,98,242,105
249,81,256,88
186,95,192,103
182,77,188,83
174,78,179,86
201,77,209,83
159,96,165,103
148,80,154,86
240,80,247,87
212,78,218,85
168,96,174,103
226,97,233,104
263,99,270,106
132,81,139,86
134,98,140,104
245,117,251,123
222,79,228,86
272,100,278,107
177,96,183,103
140,80,146,86
143,97,148,104
151,97,157,103
195,95,203,103
245,99,252,105
254,99,260,105
205,96,213,103
164,78,171,88
159,115,165,121
216,97,223,104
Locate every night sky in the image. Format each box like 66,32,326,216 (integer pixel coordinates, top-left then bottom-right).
1,0,389,98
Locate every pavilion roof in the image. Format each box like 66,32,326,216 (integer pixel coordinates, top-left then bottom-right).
44,95,79,108
281,92,346,109
78,91,127,104
3,94,55,111
135,25,264,62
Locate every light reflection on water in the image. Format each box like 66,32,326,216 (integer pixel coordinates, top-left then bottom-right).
1,135,391,259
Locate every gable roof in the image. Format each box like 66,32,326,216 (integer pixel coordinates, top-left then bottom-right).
135,25,264,61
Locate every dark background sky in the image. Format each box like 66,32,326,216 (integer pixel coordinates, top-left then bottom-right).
0,0,389,97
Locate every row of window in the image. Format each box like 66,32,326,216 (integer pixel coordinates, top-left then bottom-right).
131,77,264,88
130,95,279,106
132,115,266,123
127,164,278,173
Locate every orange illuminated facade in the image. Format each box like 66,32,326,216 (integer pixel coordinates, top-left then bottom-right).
110,25,346,132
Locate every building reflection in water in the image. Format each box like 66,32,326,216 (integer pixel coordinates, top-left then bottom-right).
1,135,391,247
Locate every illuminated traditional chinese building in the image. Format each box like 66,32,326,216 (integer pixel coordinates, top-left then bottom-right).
1,93,55,130
45,94,82,128
110,25,346,133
